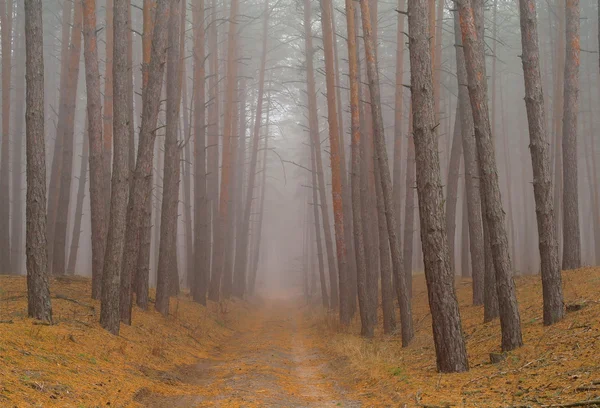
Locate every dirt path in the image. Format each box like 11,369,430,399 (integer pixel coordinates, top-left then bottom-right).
135,299,360,407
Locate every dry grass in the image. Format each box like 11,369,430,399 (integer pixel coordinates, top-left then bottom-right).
0,275,247,407
309,267,600,407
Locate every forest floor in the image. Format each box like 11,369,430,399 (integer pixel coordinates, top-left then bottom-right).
0,267,599,407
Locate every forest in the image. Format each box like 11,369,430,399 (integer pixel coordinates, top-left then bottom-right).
0,0,600,406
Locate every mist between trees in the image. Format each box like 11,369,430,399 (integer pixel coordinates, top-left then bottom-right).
4,0,598,372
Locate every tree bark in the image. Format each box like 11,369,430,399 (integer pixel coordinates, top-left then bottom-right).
561,0,581,270
457,0,523,352
445,106,462,274
453,6,485,306
52,0,83,276
361,0,413,346
103,0,114,206
67,128,89,276
0,0,12,274
406,0,466,369
233,0,270,299
82,0,108,300
156,0,182,316
518,0,564,325
403,114,415,299
100,0,131,335
320,0,347,321
25,0,53,323
208,0,239,301
119,0,172,320
192,0,209,305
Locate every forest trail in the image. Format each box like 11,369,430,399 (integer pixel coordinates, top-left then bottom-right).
136,298,361,407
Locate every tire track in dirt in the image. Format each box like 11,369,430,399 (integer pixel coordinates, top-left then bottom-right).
135,299,360,407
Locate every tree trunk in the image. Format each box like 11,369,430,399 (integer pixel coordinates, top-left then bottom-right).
67,128,89,276
192,0,209,304
453,6,484,306
406,0,466,370
445,106,462,274
518,0,564,325
103,0,114,206
0,0,13,274
156,0,182,315
393,0,406,239
233,0,269,299
561,0,581,270
361,0,413,346
233,75,247,295
100,0,131,335
403,115,415,299
25,0,53,323
320,0,347,321
82,0,108,300
11,3,25,276
52,0,83,276
208,0,239,302
457,0,523,352
119,0,172,321
46,0,72,275
345,0,374,337
207,0,220,286
552,0,564,261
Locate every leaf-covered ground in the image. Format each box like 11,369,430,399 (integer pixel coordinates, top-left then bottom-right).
313,267,600,407
0,267,599,407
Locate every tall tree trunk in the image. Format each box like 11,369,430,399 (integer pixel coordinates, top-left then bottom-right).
233,0,269,299
82,0,108,300
552,0,564,260
67,132,89,276
320,0,347,321
207,0,220,286
25,0,53,322
518,0,564,325
361,0,413,346
248,104,270,295
46,0,72,274
393,0,406,239
103,0,114,205
445,107,462,274
135,0,157,310
156,0,182,315
403,113,415,298
52,0,83,276
304,0,338,310
119,0,172,321
345,0,375,337
100,0,131,335
233,75,247,295
192,0,209,304
457,0,523,352
208,0,239,301
561,0,581,270
11,3,25,276
461,189,471,278
0,0,13,273
453,3,485,308
406,0,466,369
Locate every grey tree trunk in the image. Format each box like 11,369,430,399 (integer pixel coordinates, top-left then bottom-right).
453,8,484,305
100,0,131,335
361,0,413,346
457,0,523,352
82,0,108,300
518,0,564,325
156,0,182,316
561,0,581,270
25,0,53,322
403,128,415,299
445,107,462,274
52,0,83,276
406,0,467,371
67,130,89,276
192,0,209,305
119,0,172,320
